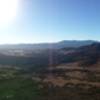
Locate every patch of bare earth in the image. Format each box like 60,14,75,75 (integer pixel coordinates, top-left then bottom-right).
54,62,100,72
32,62,100,88
43,76,100,87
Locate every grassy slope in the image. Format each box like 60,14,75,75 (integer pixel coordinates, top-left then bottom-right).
0,68,100,100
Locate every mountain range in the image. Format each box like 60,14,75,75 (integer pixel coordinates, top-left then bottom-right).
0,40,99,70
0,40,97,50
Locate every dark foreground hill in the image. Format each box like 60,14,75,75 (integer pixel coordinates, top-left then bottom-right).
65,42,100,66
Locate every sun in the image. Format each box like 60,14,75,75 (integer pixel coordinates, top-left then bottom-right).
0,0,19,24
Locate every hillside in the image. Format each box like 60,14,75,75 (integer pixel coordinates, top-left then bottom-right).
0,42,99,70
0,42,100,100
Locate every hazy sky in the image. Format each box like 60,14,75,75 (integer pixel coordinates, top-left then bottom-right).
0,0,100,44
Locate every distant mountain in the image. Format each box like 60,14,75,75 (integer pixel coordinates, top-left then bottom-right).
54,40,98,48
0,40,98,50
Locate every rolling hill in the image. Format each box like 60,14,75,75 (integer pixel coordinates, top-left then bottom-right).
0,41,100,100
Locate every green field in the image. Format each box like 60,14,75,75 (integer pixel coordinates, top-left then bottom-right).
0,68,100,100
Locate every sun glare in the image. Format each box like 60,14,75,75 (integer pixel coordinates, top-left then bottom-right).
0,0,19,24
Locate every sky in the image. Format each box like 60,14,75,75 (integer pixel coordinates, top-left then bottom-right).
0,0,100,44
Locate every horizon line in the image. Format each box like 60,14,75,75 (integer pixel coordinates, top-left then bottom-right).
0,39,99,45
